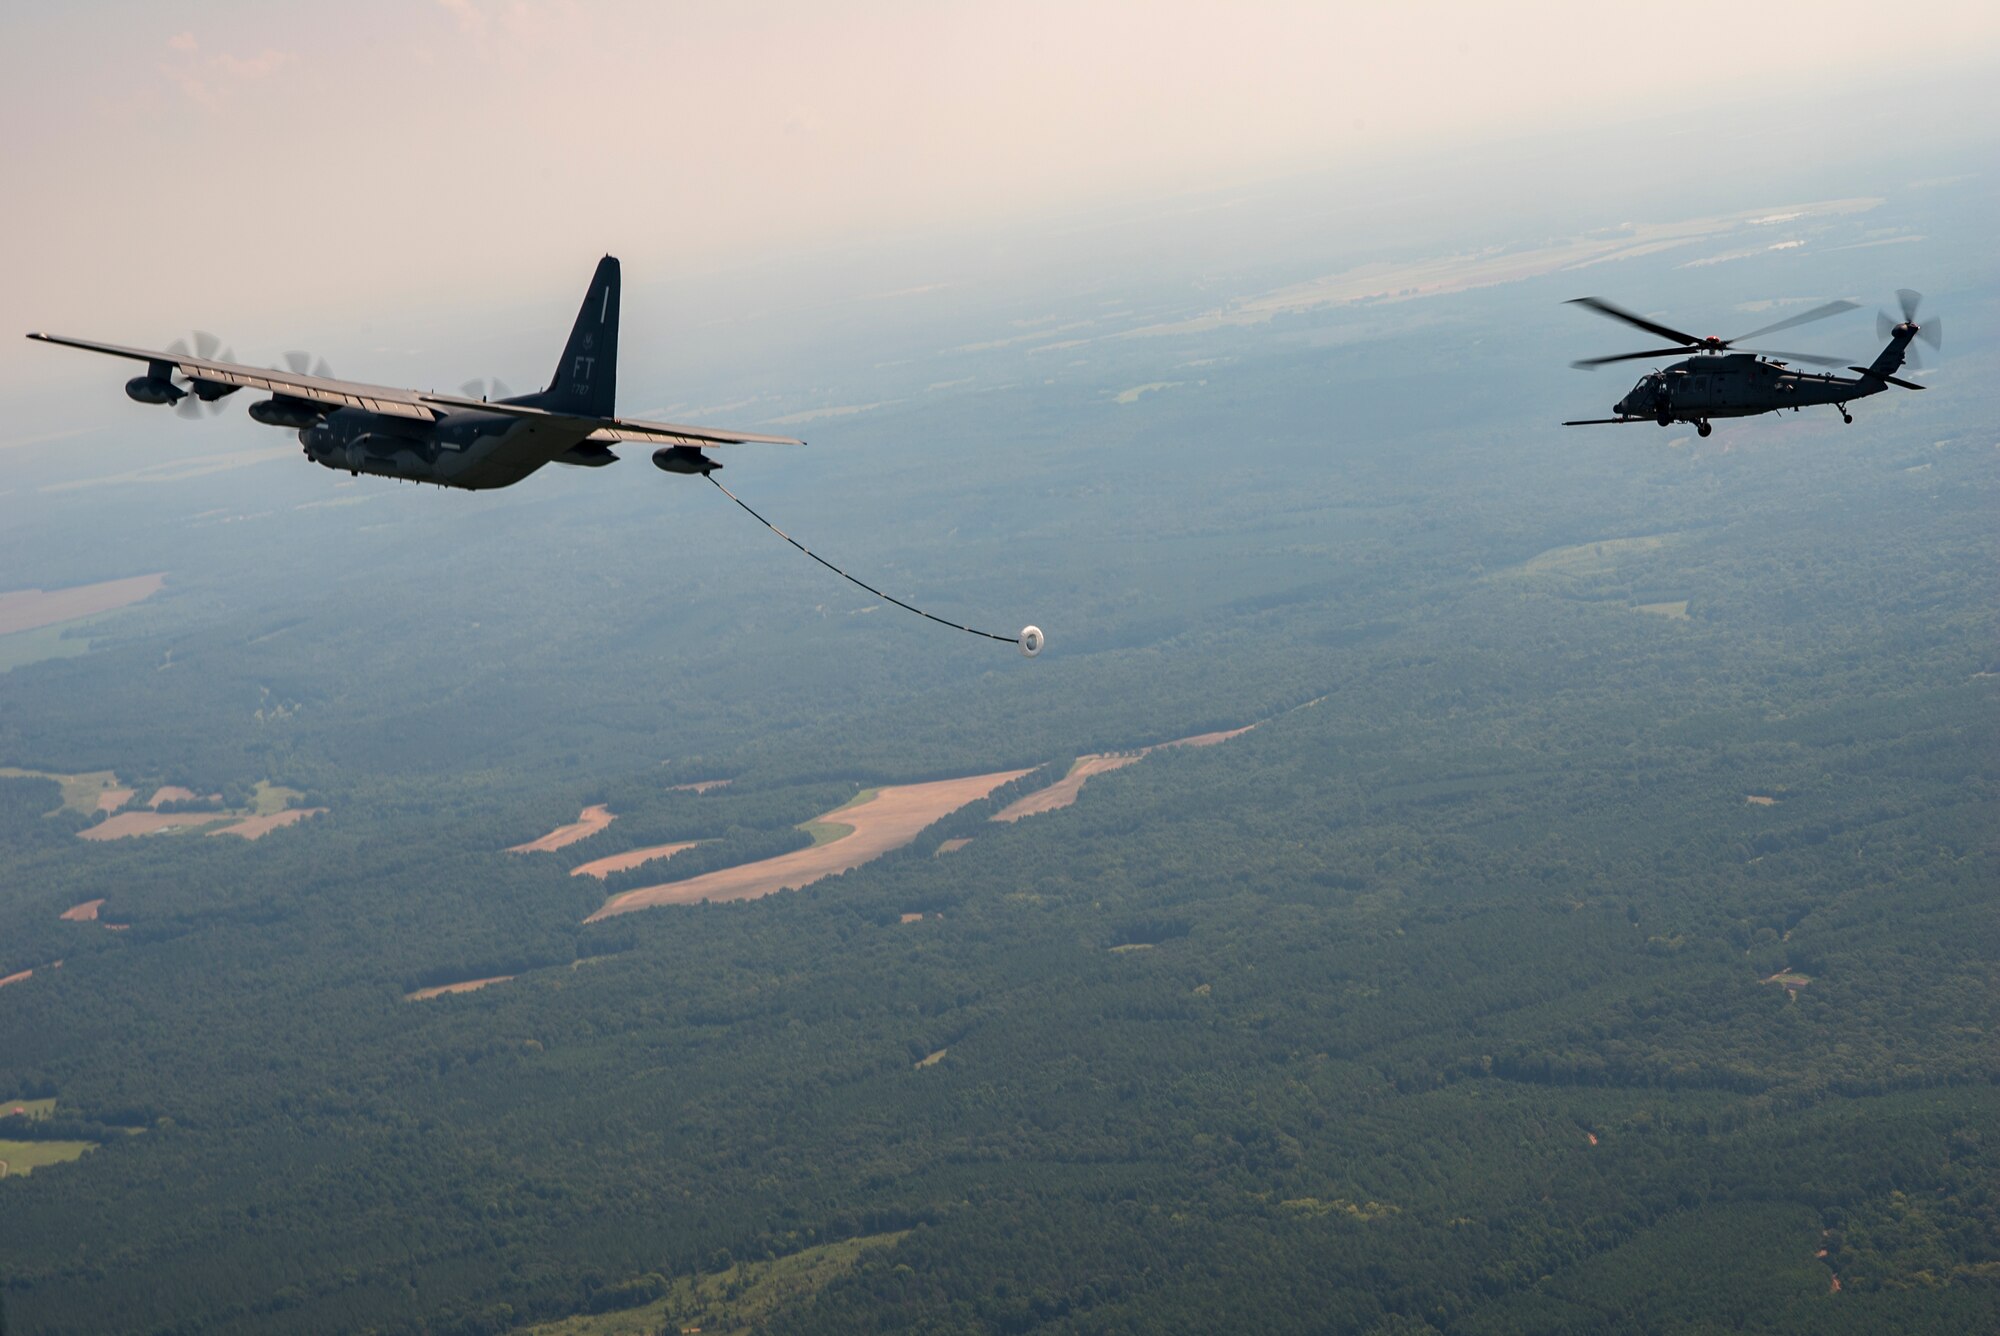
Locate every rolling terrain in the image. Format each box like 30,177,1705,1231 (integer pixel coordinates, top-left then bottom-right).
0,156,1995,1334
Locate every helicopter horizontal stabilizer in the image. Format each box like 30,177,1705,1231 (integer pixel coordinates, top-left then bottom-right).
1849,367,1926,391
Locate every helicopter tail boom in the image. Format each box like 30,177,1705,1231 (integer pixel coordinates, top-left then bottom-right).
1848,367,1926,391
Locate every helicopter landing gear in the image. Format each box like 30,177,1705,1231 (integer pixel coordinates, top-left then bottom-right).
1697,421,1712,438
1657,413,1672,427
1838,404,1853,424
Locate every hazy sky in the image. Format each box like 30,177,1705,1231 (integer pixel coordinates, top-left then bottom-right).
4,0,1997,387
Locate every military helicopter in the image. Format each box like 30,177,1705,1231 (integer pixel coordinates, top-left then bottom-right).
1563,290,1940,436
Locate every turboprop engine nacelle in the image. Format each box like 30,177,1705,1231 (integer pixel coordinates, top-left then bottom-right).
125,375,182,406
653,445,720,475
248,396,324,429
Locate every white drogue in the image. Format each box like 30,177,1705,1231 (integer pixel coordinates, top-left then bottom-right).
1019,625,1044,658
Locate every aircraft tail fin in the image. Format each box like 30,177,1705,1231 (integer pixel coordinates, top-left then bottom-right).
538,256,619,417
1860,325,1916,383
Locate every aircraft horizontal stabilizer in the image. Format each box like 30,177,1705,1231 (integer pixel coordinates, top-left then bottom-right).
1848,367,1926,390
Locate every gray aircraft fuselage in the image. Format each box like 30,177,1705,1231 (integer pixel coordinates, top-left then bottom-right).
29,254,802,491
299,399,611,490
297,255,624,488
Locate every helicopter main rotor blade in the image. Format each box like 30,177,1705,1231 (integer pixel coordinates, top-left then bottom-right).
1570,346,1695,370
1741,349,1850,368
1566,297,1705,348
1733,300,1859,343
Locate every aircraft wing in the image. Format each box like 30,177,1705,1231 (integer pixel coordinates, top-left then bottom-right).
26,332,441,421
416,393,806,447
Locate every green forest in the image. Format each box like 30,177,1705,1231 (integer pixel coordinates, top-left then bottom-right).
1,172,1996,1334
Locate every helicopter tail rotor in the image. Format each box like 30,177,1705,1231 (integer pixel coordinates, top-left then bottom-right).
1877,290,1940,370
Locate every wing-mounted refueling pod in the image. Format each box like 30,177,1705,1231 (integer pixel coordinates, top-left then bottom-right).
653,445,720,475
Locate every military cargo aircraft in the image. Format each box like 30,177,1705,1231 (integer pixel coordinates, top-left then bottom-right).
26,256,801,488
1562,290,1940,437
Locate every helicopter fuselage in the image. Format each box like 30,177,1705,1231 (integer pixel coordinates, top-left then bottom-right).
1615,353,1868,422
1564,298,1932,436
1602,322,1921,433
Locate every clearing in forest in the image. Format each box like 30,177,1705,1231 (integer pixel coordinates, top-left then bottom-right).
996,754,1145,822
248,781,307,814
935,837,973,855
1114,380,1182,404
993,725,1255,822
512,1231,909,1335
405,975,514,1001
668,778,731,793
0,572,165,637
1635,600,1690,619
209,808,328,839
1745,794,1781,806
1514,534,1674,578
82,811,230,840
587,770,1030,920
0,1139,95,1177
0,766,127,816
507,804,615,854
59,899,104,922
4,767,323,838
570,841,700,879
802,789,877,846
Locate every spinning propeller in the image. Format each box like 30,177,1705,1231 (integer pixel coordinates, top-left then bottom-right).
1876,289,1942,370
282,350,335,380
166,331,240,417
1567,296,1858,370
458,377,512,401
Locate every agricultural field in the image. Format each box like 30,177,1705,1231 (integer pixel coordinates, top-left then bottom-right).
513,1232,909,1335
0,148,1994,1336
0,1141,93,1179
588,770,1029,918
508,805,616,854
0,573,165,637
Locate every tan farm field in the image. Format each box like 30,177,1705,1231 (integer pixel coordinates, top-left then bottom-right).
992,753,1145,822
0,573,165,636
587,769,1030,920
210,808,327,839
80,812,229,840
506,804,615,854
0,766,126,815
993,725,1255,823
405,975,514,1001
570,841,700,879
